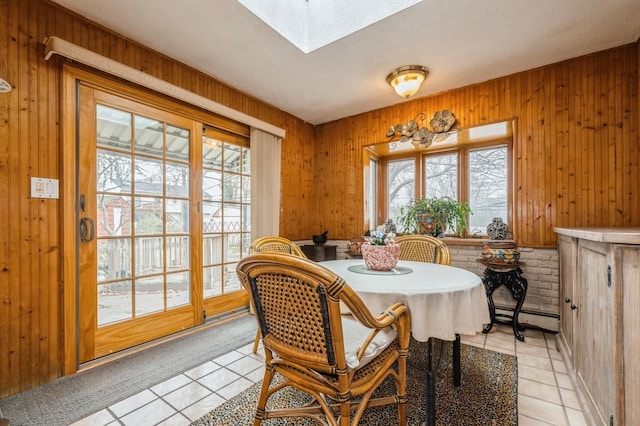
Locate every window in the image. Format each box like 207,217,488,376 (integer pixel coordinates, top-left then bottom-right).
365,156,378,231
381,121,513,237
202,126,250,298
387,158,415,229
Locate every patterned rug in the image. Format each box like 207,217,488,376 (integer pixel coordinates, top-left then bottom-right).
193,338,518,425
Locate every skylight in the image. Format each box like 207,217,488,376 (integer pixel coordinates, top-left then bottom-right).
237,0,422,53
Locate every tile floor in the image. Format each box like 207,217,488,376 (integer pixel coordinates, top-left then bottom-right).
70,323,587,426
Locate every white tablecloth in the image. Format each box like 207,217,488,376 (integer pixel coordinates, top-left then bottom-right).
322,259,490,342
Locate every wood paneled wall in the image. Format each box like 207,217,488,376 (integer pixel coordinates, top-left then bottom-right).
314,45,639,247
0,0,314,398
0,0,638,399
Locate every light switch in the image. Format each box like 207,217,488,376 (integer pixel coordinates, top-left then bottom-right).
31,177,59,199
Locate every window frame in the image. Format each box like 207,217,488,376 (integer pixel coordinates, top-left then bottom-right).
375,128,514,239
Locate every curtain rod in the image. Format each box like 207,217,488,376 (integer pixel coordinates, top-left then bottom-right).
43,36,286,139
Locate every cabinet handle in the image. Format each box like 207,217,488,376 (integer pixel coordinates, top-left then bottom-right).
565,298,572,303
570,304,577,310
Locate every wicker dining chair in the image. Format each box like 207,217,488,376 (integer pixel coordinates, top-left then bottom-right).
249,235,307,258
248,236,308,353
236,253,410,426
395,234,451,265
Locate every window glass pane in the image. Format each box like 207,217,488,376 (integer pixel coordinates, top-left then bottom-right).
134,115,163,157
166,162,189,198
241,147,251,174
468,145,508,235
135,237,164,276
425,153,458,200
203,235,223,266
166,125,189,162
167,272,190,308
166,236,190,270
134,197,163,235
366,157,378,231
203,137,223,169
387,158,415,230
134,157,164,195
97,105,132,151
97,195,131,237
223,143,242,173
97,238,132,282
98,280,132,326
223,174,241,202
135,275,164,316
166,199,189,233
202,170,222,201
97,150,132,193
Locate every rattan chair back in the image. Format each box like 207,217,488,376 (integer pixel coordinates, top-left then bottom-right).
395,234,451,265
249,236,307,258
237,253,410,425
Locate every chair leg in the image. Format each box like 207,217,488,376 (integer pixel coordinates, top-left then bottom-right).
252,328,261,354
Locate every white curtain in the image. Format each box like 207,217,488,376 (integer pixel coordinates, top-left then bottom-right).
250,128,282,241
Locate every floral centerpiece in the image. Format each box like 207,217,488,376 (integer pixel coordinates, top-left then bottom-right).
361,226,401,271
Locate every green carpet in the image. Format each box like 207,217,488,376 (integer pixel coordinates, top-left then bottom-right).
193,338,518,425
0,314,256,426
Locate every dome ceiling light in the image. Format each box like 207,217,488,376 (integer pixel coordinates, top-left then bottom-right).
386,65,429,98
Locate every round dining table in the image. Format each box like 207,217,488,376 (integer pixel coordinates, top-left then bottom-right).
321,258,490,426
321,259,489,342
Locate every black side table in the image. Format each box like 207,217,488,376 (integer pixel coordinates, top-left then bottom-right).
477,260,528,341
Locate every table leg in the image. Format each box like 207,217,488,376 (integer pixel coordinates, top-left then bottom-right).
425,337,436,426
453,334,461,387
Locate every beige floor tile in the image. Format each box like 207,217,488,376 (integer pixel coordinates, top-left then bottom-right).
559,388,582,411
184,361,222,380
151,374,193,396
197,367,241,392
216,376,255,400
484,343,515,355
517,343,551,358
163,381,212,411
212,350,244,366
518,377,562,405
552,358,568,374
519,364,557,386
225,355,264,375
181,393,226,422
109,389,157,418
555,372,574,390
518,414,557,425
518,352,554,371
519,334,548,348
120,399,177,426
565,407,589,426
245,365,266,382
156,413,191,426
519,394,567,426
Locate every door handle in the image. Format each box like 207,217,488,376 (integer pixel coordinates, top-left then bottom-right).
79,217,95,243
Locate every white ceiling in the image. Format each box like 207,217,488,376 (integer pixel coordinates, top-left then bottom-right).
51,0,640,125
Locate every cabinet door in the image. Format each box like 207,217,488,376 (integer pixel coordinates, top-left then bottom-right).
576,240,617,426
619,246,640,426
557,235,577,362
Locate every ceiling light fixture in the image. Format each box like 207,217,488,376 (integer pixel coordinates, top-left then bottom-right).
386,65,429,98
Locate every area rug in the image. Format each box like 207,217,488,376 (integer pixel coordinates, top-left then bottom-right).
0,314,256,426
193,338,518,425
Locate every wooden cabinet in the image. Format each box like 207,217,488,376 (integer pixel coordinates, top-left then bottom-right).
555,228,640,426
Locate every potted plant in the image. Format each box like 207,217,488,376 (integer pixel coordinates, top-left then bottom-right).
397,196,472,237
